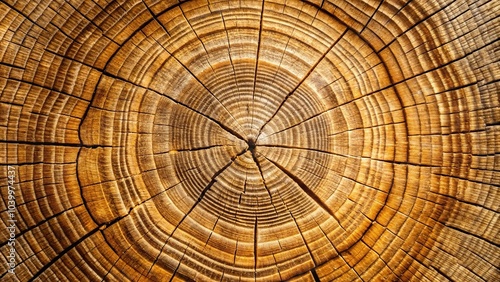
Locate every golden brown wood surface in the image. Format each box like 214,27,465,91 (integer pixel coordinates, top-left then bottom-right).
0,0,498,281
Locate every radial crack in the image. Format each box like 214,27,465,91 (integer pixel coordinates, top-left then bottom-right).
103,6,247,141
256,2,304,113
27,226,100,282
145,149,247,276
0,204,82,249
250,0,266,129
360,0,383,33
311,268,321,282
256,28,348,140
221,12,244,126
289,211,317,267
166,144,228,154
258,144,352,159
251,151,279,216
169,243,190,282
312,217,365,281
148,36,248,139
98,72,246,141
160,8,247,137
253,217,259,274
259,144,440,169
272,180,319,271
264,156,344,229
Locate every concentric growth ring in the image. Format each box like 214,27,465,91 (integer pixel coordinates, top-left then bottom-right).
1,0,498,281
79,1,407,280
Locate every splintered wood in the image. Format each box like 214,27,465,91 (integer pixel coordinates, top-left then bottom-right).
0,0,498,281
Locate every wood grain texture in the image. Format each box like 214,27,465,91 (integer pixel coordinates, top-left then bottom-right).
0,0,498,281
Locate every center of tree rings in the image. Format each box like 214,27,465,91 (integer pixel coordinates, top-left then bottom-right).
79,1,411,279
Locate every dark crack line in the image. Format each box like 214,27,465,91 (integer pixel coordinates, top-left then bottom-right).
166,7,247,136
0,162,44,168
256,2,304,112
256,28,348,141
77,1,246,148
97,71,246,142
98,182,185,281
434,173,500,190
64,0,106,37
1,0,118,48
251,152,279,216
102,181,185,228
263,77,478,142
3,74,92,103
36,234,104,282
290,211,317,267
0,61,24,69
165,144,228,154
250,0,266,130
263,156,343,229
179,6,216,75
1,101,24,108
377,1,448,54
140,0,171,37
312,0,326,18
272,178,319,271
259,144,414,223
100,242,133,282
360,0,384,34
431,266,455,281
221,12,246,134
146,32,247,140
26,226,101,281
169,243,190,282
0,204,83,249
273,254,283,280
233,240,239,267
250,150,282,271
253,216,258,274
146,44,247,141
202,201,232,253
0,140,98,148
204,214,221,248
259,144,441,168
311,217,365,282
243,175,248,194
311,268,321,282
145,149,246,277
429,187,499,214
438,215,498,250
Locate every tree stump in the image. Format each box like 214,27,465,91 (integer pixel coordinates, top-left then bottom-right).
0,0,499,281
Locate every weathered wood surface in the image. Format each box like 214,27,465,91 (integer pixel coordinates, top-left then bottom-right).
0,0,498,281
